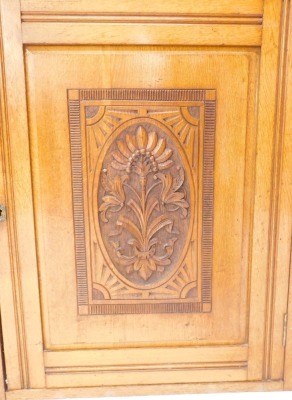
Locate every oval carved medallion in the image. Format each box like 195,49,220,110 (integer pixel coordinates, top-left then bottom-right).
97,121,192,288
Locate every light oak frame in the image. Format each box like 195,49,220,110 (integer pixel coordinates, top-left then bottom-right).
0,0,291,398
0,321,5,400
283,0,292,391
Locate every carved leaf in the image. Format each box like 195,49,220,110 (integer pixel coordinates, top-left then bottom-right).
157,172,189,217
113,150,128,164
117,140,131,158
153,237,177,265
136,126,148,149
99,199,123,223
157,160,174,170
128,199,144,229
135,261,152,281
111,160,127,170
146,131,158,151
111,175,128,199
152,138,166,157
156,148,173,163
147,215,173,241
159,173,173,200
126,133,137,153
116,215,144,246
100,195,122,206
99,174,128,222
144,198,159,224
173,166,185,191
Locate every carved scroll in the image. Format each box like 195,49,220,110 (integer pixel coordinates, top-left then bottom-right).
68,89,216,315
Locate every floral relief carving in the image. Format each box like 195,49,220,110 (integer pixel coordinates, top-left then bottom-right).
68,88,216,315
99,126,189,282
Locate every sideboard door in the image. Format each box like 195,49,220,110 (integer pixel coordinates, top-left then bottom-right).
0,0,291,395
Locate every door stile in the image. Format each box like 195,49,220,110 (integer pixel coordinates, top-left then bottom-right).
0,0,45,389
283,0,292,391
247,0,284,380
265,0,292,380
0,315,6,399
0,5,23,389
285,250,292,389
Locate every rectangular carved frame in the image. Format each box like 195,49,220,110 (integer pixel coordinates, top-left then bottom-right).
68,88,216,315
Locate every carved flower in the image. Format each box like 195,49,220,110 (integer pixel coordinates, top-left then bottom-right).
99,174,128,222
156,167,189,217
111,126,174,175
99,125,189,282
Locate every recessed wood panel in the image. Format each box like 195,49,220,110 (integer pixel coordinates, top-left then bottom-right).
25,46,258,349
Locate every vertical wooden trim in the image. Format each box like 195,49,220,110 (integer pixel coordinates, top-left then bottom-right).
0,0,45,389
0,352,6,399
201,99,215,306
267,0,292,380
283,0,292,391
285,254,292,389
0,2,25,390
68,96,89,309
0,316,6,399
247,0,283,380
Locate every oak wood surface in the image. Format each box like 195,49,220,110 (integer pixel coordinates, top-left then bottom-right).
0,327,6,399
283,0,292,391
21,22,262,46
0,0,44,390
247,0,284,381
0,22,21,389
268,0,292,381
21,15,263,25
44,345,248,367
19,0,264,15
25,46,254,350
4,381,284,400
0,0,291,397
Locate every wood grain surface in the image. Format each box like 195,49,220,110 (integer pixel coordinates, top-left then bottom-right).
0,0,291,398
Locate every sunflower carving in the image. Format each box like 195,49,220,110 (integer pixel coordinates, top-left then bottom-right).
99,126,189,282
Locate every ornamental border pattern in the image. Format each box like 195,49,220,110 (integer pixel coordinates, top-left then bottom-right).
68,88,216,315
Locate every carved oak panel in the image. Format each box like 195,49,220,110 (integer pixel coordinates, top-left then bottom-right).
68,89,216,315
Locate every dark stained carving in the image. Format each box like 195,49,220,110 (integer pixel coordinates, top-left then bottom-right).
98,126,189,283
68,88,216,315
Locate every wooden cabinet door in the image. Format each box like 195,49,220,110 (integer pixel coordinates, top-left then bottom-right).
1,0,292,397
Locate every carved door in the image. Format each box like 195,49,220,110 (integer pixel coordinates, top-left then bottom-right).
28,55,250,387
1,0,292,396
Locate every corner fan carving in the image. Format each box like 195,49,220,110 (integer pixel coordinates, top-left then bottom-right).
98,126,189,283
